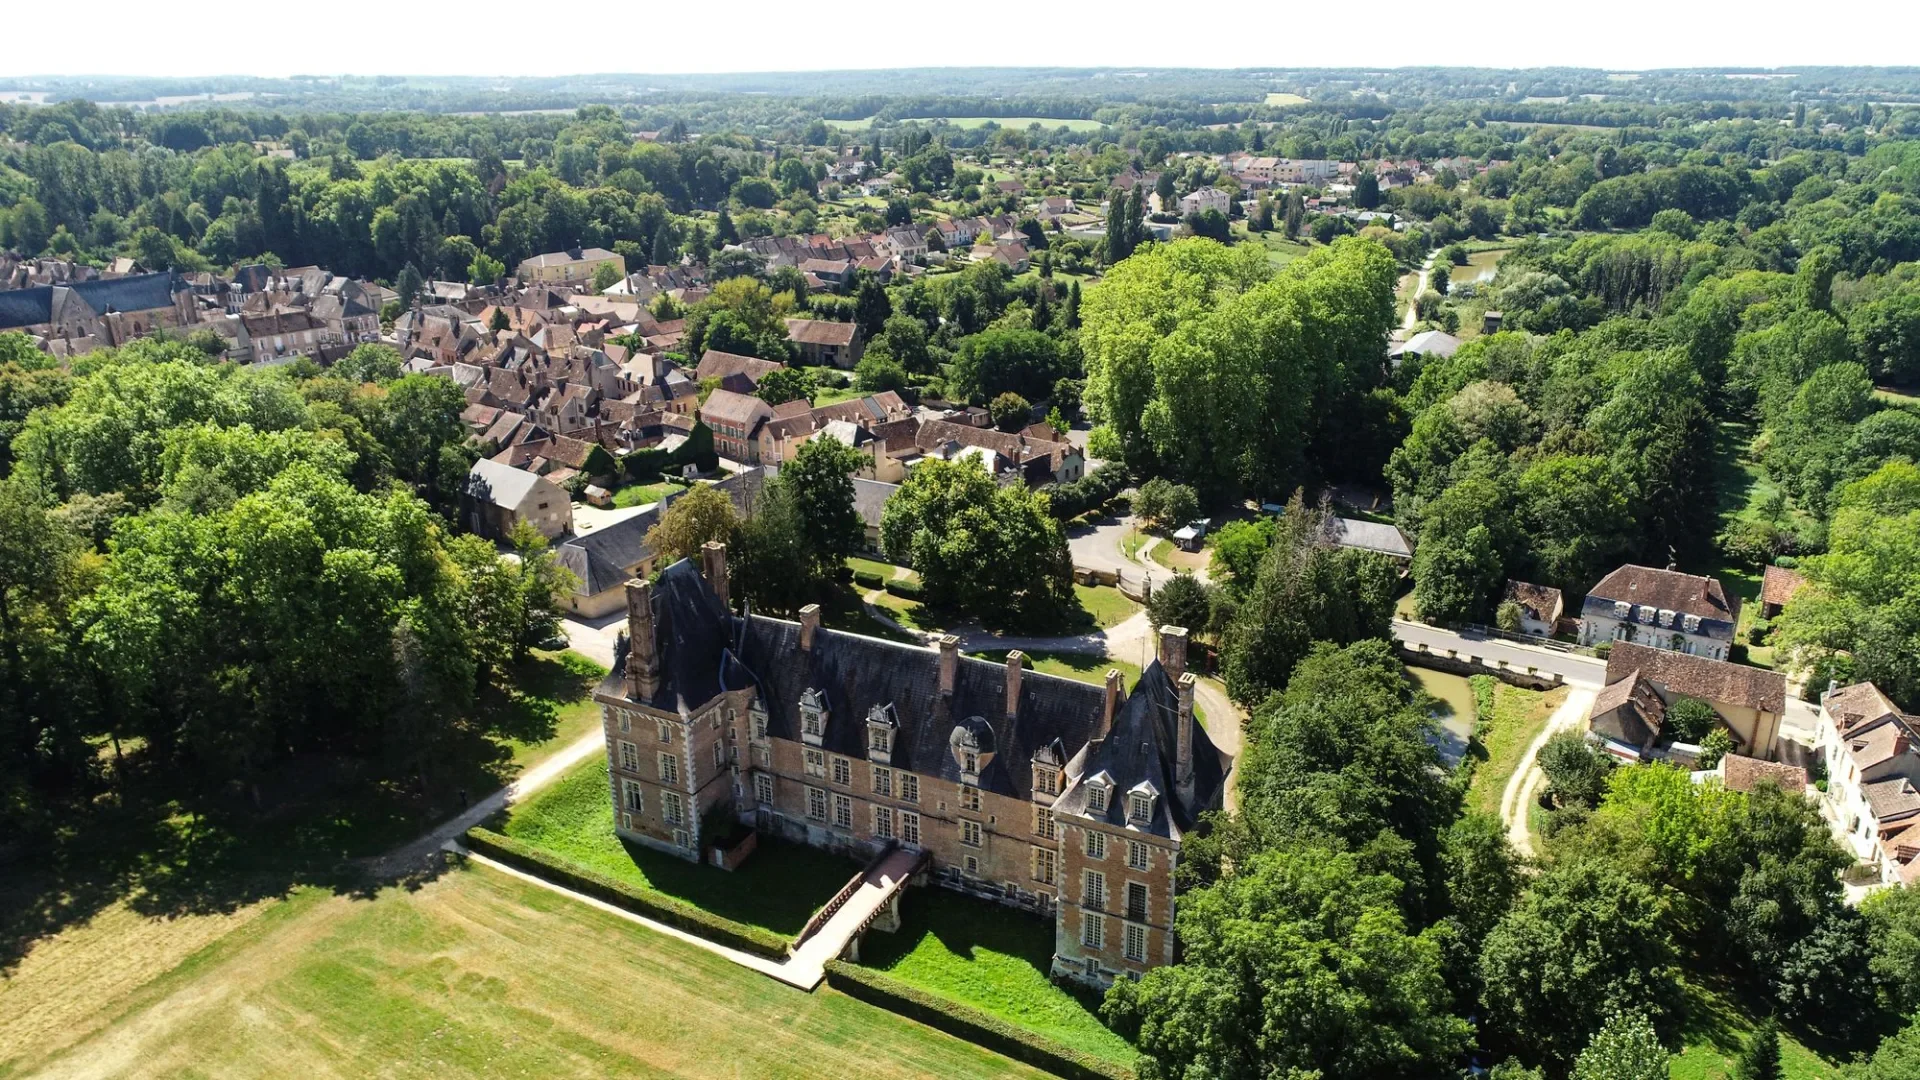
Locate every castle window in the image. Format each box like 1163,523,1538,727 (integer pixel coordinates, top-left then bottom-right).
873,766,894,797
960,786,981,812
960,820,982,847
1126,880,1150,922
1128,791,1154,824
832,756,852,786
1033,805,1055,841
1087,779,1110,814
658,752,679,786
1082,912,1105,949
657,719,673,743
901,774,920,803
750,704,768,741
874,805,895,839
1127,840,1149,871
623,780,643,812
753,773,773,806
662,792,684,826
807,786,827,821
1086,831,1107,860
1124,923,1147,963
1034,765,1058,797
869,725,891,755
805,749,826,777
1032,846,1058,885
902,811,921,846
833,793,853,830
1082,869,1106,909
618,740,639,773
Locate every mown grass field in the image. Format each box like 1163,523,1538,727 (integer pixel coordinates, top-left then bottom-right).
5,867,1051,1079
1072,584,1140,630
968,649,1142,689
1263,92,1311,106
500,757,856,938
611,481,681,508
1669,978,1843,1079
857,889,1136,1067
501,650,606,768
1464,682,1566,818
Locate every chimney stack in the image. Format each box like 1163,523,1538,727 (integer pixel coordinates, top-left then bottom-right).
1175,672,1196,800
1005,650,1025,720
624,578,660,701
701,540,729,610
1100,668,1124,741
938,635,960,696
1159,626,1189,682
799,603,820,650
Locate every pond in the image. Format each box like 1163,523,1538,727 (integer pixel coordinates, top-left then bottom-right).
1448,248,1508,287
1405,665,1477,767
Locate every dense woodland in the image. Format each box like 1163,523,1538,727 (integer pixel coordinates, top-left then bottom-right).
5,68,1920,1078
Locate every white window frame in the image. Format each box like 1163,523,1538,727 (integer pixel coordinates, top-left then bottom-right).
833,793,853,830
807,785,828,821
658,752,679,786
1127,839,1149,871
1124,922,1147,963
1126,880,1150,922
805,748,826,777
623,779,644,813
960,786,981,812
960,820,982,847
662,791,684,826
753,773,774,806
901,774,920,803
873,765,893,797
1085,830,1106,860
1032,845,1057,885
1082,911,1105,950
874,805,895,839
1033,805,1055,840
901,811,921,846
657,719,673,743
1083,868,1106,909
618,739,639,773
832,756,852,786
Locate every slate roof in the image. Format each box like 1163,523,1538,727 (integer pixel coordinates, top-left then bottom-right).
0,271,181,330
602,559,1227,826
1328,516,1413,559
851,477,897,530
466,458,547,509
1865,777,1920,829
1604,642,1786,714
555,502,671,596
1052,660,1229,840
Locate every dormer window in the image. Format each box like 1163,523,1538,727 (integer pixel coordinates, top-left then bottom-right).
1087,775,1112,814
866,702,897,761
870,727,891,754
799,688,827,744
1034,765,1059,798
749,701,769,742
1129,792,1152,823
962,750,979,780
1683,614,1702,633
1613,600,1631,619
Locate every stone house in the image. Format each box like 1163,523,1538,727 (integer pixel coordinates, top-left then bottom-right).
464,458,572,540
784,318,864,368
1760,565,1807,619
517,246,625,287
699,388,775,464
1580,565,1739,659
1586,642,1787,761
1815,681,1920,884
593,551,1230,987
1501,580,1564,638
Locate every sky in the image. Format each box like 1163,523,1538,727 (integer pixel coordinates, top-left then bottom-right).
4,0,1920,79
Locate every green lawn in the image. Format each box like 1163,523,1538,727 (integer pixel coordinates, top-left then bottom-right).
1148,539,1208,574
847,556,919,584
1464,682,1566,818
1072,584,1140,630
7,868,1051,1079
868,589,949,635
857,889,1136,1067
612,481,682,508
1669,978,1843,1080
1688,419,1810,669
819,584,923,644
501,756,857,938
968,649,1142,689
500,650,608,769
1264,92,1311,106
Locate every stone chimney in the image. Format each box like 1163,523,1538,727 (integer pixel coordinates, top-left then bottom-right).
1099,668,1124,741
938,635,960,696
1175,672,1196,801
1159,625,1189,682
1005,651,1025,720
799,603,820,651
624,578,660,701
701,540,729,610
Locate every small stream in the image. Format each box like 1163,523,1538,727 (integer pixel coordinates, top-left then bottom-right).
1405,666,1478,767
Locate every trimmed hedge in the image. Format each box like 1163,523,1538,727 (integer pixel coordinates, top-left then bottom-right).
824,961,1134,1080
883,578,923,600
462,827,790,960
853,569,886,590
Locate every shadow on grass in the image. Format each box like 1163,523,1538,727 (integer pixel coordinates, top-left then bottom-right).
0,650,605,976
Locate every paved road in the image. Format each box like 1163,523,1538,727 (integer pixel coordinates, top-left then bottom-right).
1393,619,1609,688
561,610,621,668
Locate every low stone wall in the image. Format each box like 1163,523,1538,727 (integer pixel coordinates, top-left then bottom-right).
709,829,758,871
1398,642,1565,692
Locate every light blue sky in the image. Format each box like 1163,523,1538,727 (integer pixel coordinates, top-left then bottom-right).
3,0,1918,78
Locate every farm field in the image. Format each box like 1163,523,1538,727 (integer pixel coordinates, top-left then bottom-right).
826,116,1104,132
1263,92,1310,106
4,867,1049,1079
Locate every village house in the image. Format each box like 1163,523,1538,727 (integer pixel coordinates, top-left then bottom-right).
1501,581,1565,638
1586,642,1787,762
552,498,679,617
0,271,195,353
516,246,625,287
695,349,786,393
463,458,572,540
784,318,864,368
1580,565,1739,659
1760,564,1808,619
700,387,776,464
1816,681,1920,885
593,550,1230,987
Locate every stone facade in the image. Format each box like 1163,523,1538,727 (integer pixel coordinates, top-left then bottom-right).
593,548,1229,987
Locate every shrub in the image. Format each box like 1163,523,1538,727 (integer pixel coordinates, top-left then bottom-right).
883,578,923,600
822,961,1133,1080
1747,617,1772,646
462,827,790,960
1697,728,1736,770
853,570,885,590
